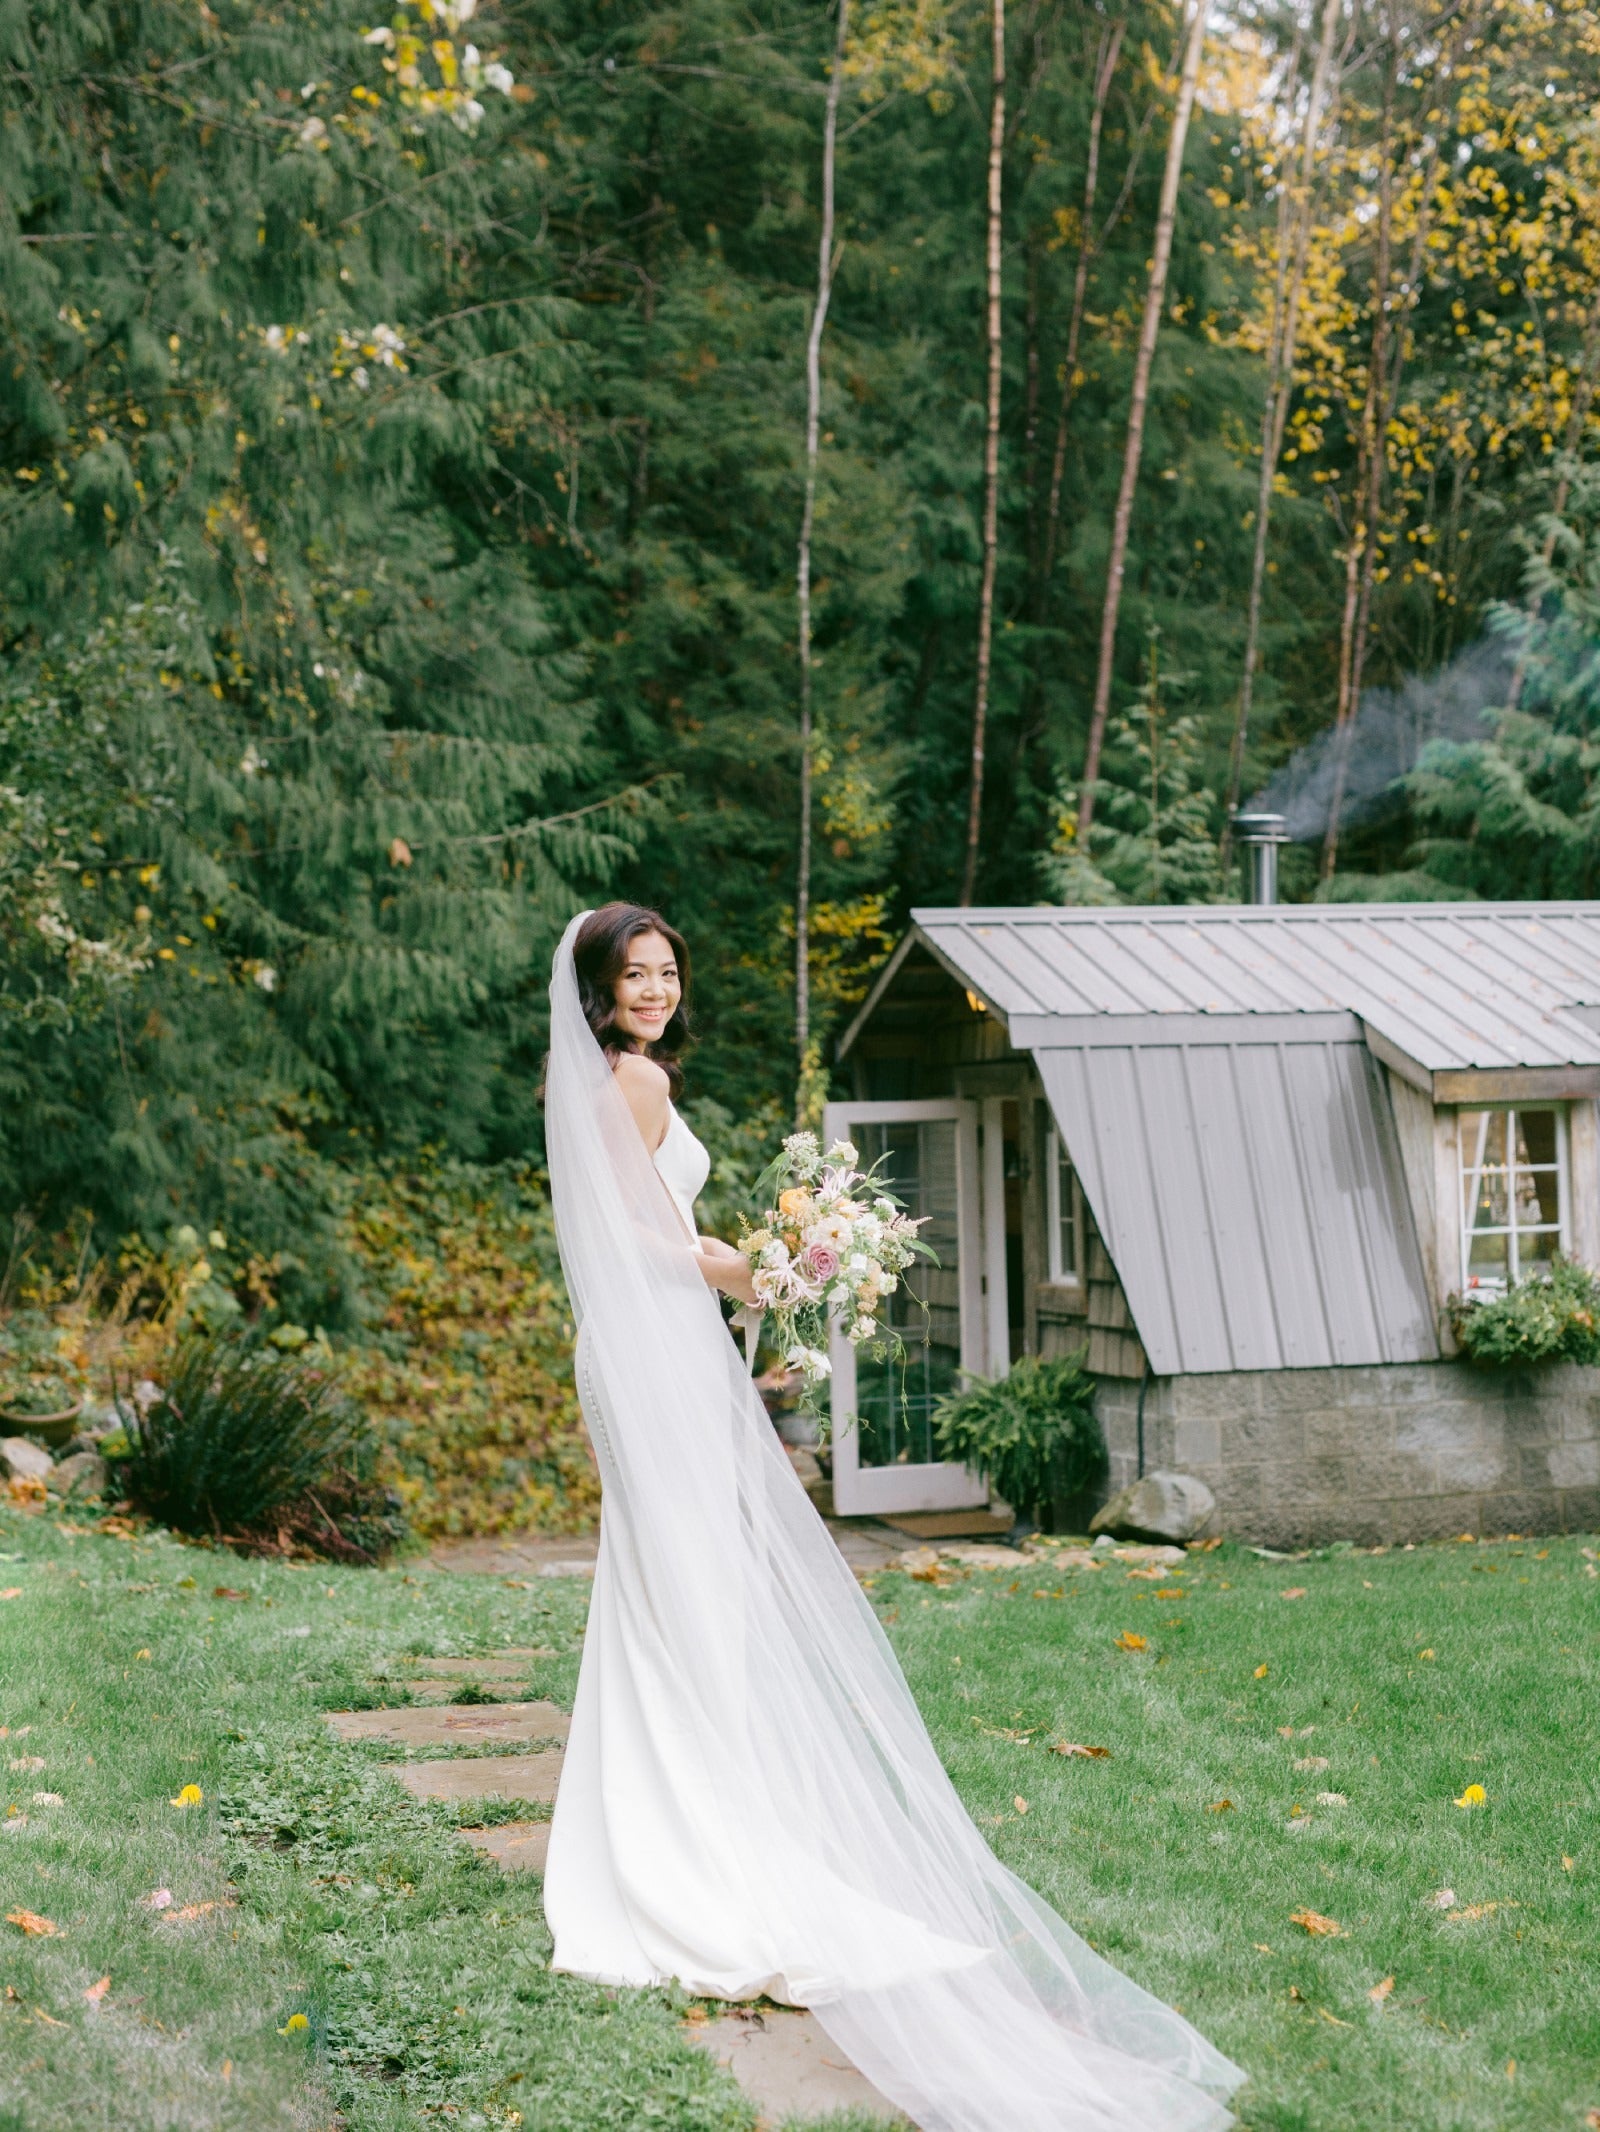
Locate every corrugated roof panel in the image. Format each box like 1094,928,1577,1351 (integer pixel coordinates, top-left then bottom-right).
907,904,1600,1071
1035,1037,1439,1375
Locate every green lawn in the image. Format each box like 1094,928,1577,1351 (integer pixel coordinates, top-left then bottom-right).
0,1502,1595,2132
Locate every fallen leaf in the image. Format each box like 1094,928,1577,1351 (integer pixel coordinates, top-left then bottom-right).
1253,1664,1270,1679
1584,2111,1600,2131
139,1888,174,1911
1419,1648,1436,1660
83,1975,110,2006
1155,1587,1185,1599
0,1589,20,1602
388,836,413,868
1316,1792,1348,1807
1050,1742,1112,1759
1453,1783,1486,1809
1113,1632,1147,1653
212,1587,249,1601
1013,1796,1029,1815
1209,1798,1235,1813
134,1649,151,1661
1293,1755,1330,1772
1277,1725,1295,1738
30,1793,62,1807
169,1783,203,1809
6,1909,60,1937
1424,1888,1455,1910
1317,2006,1351,2028
33,2005,64,2026
1126,1567,1165,1581
1280,1587,1308,1600
1253,1943,1274,1955
1367,1975,1395,2009
681,2006,708,2025
8,1756,44,1773
1445,1900,1519,1923
160,1899,233,1923
1289,1908,1344,1937
1562,1855,1575,1872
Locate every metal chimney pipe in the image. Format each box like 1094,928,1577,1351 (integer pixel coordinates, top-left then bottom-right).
1231,811,1289,906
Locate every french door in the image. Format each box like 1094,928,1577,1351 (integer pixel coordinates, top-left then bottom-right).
823,1098,995,1515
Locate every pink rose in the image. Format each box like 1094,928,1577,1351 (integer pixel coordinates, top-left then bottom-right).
805,1243,841,1282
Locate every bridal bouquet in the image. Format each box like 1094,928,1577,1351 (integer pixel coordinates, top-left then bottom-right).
740,1130,933,1407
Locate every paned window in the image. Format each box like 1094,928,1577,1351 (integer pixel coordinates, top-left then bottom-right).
1045,1124,1080,1286
1458,1106,1567,1290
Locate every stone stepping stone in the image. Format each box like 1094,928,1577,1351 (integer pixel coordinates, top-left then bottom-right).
394,1752,563,1806
692,2007,904,2125
461,1820,551,1874
408,1650,554,1676
325,1701,570,1750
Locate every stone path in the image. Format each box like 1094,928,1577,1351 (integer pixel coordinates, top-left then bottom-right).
331,1648,904,2125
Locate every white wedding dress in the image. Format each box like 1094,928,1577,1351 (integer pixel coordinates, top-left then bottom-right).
542,914,1245,2131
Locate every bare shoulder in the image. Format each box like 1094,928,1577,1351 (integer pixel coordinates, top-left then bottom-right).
611,1050,670,1094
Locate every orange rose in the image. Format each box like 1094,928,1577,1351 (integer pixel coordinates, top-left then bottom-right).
778,1188,812,1220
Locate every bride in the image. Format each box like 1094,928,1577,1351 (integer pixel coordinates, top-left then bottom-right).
541,902,1245,2132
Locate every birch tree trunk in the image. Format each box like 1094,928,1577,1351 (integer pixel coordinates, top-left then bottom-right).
1078,0,1208,836
1322,29,1396,878
959,0,1007,904
1220,0,1341,864
1040,19,1124,586
794,0,849,1116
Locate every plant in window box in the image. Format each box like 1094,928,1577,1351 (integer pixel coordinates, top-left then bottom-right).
1448,1259,1600,1367
931,1352,1106,1535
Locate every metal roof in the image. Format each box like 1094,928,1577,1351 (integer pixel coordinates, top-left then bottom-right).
1033,1038,1438,1374
894,903,1600,1078
839,902,1600,1375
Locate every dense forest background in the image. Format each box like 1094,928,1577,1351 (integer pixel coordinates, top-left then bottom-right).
3,0,1600,1322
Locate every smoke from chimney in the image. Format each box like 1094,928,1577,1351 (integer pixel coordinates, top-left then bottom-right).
1249,638,1515,843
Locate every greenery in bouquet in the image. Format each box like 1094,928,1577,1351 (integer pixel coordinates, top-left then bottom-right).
739,1131,935,1412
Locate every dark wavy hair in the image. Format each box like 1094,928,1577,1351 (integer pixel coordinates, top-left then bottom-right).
572,902,692,1099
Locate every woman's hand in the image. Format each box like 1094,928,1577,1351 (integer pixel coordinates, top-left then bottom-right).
693,1236,760,1308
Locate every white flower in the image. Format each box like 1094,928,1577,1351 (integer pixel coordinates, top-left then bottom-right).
253,964,278,992
806,1213,853,1252
463,42,480,66
351,365,371,390
848,1316,876,1345
369,323,407,368
361,24,396,46
484,61,514,94
760,1239,789,1269
825,1139,859,1168
828,1283,850,1305
239,743,267,776
297,115,328,149
847,1253,869,1274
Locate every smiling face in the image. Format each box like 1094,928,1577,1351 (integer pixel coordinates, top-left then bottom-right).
611,929,682,1049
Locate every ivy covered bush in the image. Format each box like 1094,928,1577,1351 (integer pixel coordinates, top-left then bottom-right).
933,1352,1106,1530
1450,1260,1600,1367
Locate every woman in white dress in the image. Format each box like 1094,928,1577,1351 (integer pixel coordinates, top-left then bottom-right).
541,903,1245,2132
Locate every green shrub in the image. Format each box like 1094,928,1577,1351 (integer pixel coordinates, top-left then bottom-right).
932,1352,1107,1526
1450,1259,1600,1366
114,1332,376,1547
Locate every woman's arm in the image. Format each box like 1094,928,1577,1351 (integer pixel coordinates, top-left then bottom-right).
612,1049,671,1151
694,1237,759,1306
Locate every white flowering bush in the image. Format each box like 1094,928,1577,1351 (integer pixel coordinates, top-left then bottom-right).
739,1130,934,1414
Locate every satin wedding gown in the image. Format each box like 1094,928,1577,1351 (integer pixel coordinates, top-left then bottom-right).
541,913,1245,2132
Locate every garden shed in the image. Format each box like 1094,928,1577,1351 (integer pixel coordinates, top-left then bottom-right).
823,901,1600,1544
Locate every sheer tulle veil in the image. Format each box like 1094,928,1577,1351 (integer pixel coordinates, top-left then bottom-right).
542,910,1245,2132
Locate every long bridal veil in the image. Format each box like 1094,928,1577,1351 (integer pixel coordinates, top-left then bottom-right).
542,912,1245,2132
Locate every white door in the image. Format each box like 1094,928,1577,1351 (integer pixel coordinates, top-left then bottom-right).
824,1098,991,1516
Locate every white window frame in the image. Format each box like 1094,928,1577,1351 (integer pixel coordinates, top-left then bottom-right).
1457,1102,1570,1292
1044,1122,1082,1290
821,1098,989,1516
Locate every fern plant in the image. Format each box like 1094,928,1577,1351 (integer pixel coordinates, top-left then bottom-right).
114,1332,367,1542
932,1352,1106,1528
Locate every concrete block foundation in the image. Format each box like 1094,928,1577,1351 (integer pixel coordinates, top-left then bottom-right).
1094,1361,1600,1547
